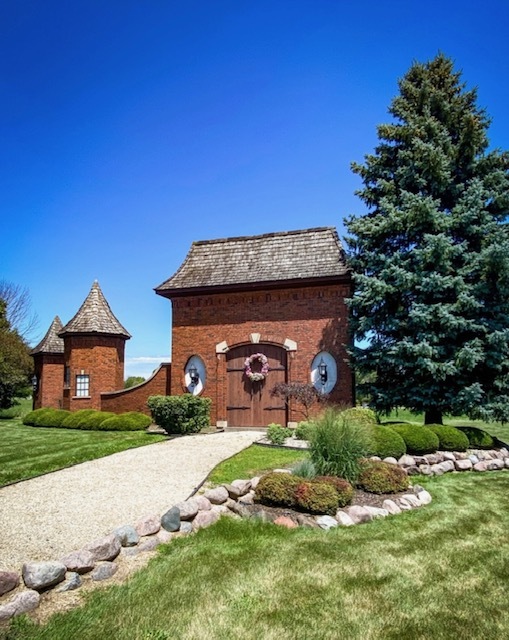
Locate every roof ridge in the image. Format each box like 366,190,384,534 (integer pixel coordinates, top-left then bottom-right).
192,226,336,246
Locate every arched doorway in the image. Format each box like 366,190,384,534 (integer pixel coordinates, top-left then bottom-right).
226,343,287,427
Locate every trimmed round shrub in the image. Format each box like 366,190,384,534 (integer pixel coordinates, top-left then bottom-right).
255,472,302,507
455,426,495,449
426,424,469,451
295,421,316,441
367,426,407,459
356,460,409,494
83,411,117,429
390,424,440,455
23,408,54,426
314,476,354,507
43,409,71,427
340,407,378,427
98,414,145,431
122,412,152,429
148,395,211,434
294,481,339,515
61,409,99,429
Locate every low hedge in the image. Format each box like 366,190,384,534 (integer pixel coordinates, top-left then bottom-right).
255,471,354,515
356,460,409,494
390,424,440,455
455,426,495,449
340,407,378,427
367,426,407,459
147,395,211,434
23,407,149,431
426,424,469,452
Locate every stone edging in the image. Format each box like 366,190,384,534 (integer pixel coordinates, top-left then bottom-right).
1,446,508,623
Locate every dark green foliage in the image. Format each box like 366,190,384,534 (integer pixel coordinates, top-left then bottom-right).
124,376,146,389
314,476,354,507
147,395,211,434
266,423,292,445
456,425,495,449
0,299,32,409
309,409,370,482
255,472,302,508
99,415,142,431
427,424,469,451
122,412,152,429
390,424,440,455
345,54,509,424
294,481,340,515
367,426,407,459
357,460,409,494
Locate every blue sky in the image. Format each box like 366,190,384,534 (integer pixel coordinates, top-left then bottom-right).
1,1,508,378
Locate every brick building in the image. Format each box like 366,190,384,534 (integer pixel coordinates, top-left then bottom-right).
32,281,131,411
155,227,353,427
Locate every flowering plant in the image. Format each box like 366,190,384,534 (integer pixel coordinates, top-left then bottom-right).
244,353,269,381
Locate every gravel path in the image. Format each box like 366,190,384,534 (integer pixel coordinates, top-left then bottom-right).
0,431,263,572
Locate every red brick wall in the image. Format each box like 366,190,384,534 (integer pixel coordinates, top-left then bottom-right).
33,353,64,409
62,335,126,411
170,283,353,425
101,363,171,415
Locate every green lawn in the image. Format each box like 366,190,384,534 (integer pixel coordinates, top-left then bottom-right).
4,470,509,640
0,418,166,486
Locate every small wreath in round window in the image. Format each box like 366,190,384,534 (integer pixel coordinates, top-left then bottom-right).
244,353,269,381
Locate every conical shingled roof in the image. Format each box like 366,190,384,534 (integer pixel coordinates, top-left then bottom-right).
59,281,131,339
30,316,64,355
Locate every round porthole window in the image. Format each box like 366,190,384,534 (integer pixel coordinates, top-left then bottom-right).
184,355,206,395
310,351,337,395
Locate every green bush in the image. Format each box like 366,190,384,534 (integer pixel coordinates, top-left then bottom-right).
147,395,211,435
367,426,407,459
98,415,139,431
61,409,99,429
314,476,354,507
81,411,117,429
23,408,53,426
455,426,495,449
356,460,409,494
291,458,317,478
295,421,316,441
309,409,370,482
340,407,378,427
122,412,152,429
267,423,292,445
255,472,302,507
390,424,440,455
426,424,469,452
294,481,340,515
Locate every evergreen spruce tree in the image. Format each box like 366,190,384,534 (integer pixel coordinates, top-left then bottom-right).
345,54,509,424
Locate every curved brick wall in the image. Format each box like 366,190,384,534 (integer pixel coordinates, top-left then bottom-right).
100,363,171,415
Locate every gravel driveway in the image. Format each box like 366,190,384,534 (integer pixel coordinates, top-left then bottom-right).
0,431,263,572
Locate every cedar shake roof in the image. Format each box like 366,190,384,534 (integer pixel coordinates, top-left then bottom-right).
30,316,64,355
155,227,349,297
59,281,131,339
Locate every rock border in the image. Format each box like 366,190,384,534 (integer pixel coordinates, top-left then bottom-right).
1,446,508,623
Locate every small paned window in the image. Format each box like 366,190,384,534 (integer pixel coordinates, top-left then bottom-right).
76,374,90,397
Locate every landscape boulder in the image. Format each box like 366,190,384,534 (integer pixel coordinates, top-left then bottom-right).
22,561,66,591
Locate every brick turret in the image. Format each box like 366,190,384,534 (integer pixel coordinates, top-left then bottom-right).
30,316,65,409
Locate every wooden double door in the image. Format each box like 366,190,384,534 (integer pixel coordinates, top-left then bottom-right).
226,343,287,427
